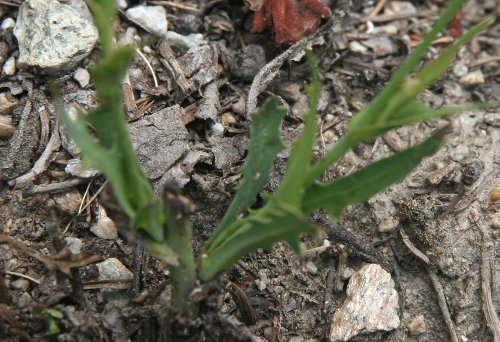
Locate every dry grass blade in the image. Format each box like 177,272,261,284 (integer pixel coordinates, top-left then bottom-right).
0,234,101,275
470,210,500,342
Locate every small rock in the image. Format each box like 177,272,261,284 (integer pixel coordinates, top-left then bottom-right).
0,115,15,139
97,258,133,281
349,41,368,53
210,122,224,137
221,113,236,126
53,190,83,215
64,237,83,255
90,206,118,240
453,63,468,77
17,292,34,308
342,267,354,280
0,92,18,115
484,113,500,127
2,56,16,76
369,24,398,35
491,212,500,229
256,270,268,291
65,158,100,178
461,160,484,186
427,162,459,186
11,279,30,291
126,5,167,37
444,82,464,98
73,68,90,88
323,130,334,143
459,70,484,86
116,0,127,10
378,218,398,233
330,264,399,341
59,107,81,156
362,37,399,56
284,296,297,312
14,0,98,73
385,1,416,15
231,44,266,81
173,13,202,34
118,27,139,46
164,31,207,53
1,18,15,30
407,314,426,335
306,261,318,275
289,337,304,342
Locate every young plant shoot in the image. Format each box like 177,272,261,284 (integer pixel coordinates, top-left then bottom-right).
57,0,494,310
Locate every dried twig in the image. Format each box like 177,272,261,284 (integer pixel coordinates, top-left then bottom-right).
367,0,387,18
136,48,159,88
36,107,50,155
22,178,86,197
311,212,393,272
400,230,459,342
334,246,347,293
10,121,61,189
218,314,265,342
158,41,191,95
470,210,500,342
5,271,40,285
246,19,337,117
226,281,256,325
468,55,500,68
428,271,459,342
361,9,438,24
0,234,101,275
444,169,499,214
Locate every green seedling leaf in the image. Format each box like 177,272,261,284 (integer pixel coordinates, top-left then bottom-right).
307,0,492,182
347,100,498,143
34,307,63,335
56,0,177,265
348,0,466,131
302,127,448,217
199,201,318,281
86,0,115,57
274,51,320,205
205,98,287,252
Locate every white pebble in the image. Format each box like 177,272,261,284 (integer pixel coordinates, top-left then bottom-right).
349,41,368,53
90,206,118,240
1,17,15,30
453,63,468,77
125,5,168,37
73,67,90,88
64,237,83,255
116,0,127,10
459,70,485,86
211,122,225,137
2,56,16,76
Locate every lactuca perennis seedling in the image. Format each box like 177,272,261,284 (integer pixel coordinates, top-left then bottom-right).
57,0,495,310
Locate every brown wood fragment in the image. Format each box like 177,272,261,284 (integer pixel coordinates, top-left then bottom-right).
158,41,191,96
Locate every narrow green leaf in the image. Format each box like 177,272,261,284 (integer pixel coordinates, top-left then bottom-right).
348,100,497,142
86,0,115,57
348,0,466,131
199,201,318,281
274,51,320,205
302,127,448,217
204,98,286,252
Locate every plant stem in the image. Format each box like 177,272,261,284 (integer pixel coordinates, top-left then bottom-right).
305,134,355,185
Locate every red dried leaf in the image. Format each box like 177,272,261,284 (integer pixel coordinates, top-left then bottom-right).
251,0,331,45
